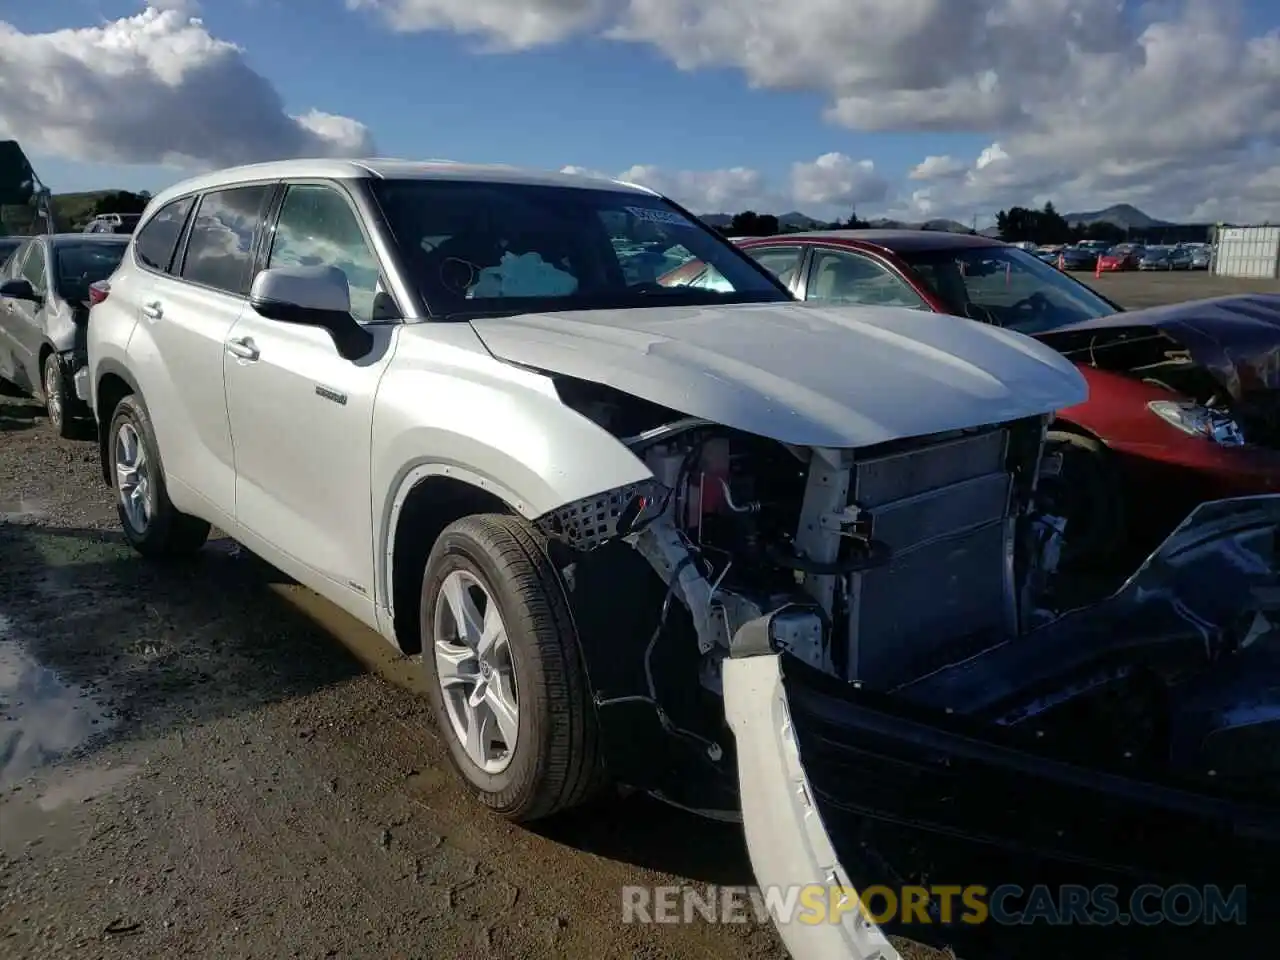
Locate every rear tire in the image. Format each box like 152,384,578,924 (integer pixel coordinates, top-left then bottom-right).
1039,430,1126,567
41,352,76,440
420,513,604,822
108,394,210,558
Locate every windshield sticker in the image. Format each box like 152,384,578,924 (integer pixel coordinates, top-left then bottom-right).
467,251,579,298
625,206,694,228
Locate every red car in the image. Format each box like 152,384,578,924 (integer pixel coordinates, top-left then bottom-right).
1096,246,1143,272
706,231,1280,564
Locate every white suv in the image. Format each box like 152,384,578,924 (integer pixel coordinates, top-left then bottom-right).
88,158,1107,958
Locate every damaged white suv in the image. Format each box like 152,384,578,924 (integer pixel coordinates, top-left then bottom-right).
89,160,1280,959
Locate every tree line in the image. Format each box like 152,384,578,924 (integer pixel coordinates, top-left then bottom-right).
706,201,1209,245
994,202,1125,244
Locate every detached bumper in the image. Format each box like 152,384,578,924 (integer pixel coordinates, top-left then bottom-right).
724,645,902,960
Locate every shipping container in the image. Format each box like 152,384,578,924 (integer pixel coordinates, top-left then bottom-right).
1212,225,1280,279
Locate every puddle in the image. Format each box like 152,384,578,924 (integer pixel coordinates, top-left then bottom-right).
0,614,114,791
0,497,48,522
36,762,139,812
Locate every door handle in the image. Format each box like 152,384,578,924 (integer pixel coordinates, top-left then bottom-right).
141,301,163,320
225,336,260,362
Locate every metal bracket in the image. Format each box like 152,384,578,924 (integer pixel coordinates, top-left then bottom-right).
630,522,723,653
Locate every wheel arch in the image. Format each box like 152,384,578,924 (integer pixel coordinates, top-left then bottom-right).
94,359,143,486
381,464,527,654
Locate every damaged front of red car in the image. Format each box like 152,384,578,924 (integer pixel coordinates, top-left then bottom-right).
1036,294,1280,548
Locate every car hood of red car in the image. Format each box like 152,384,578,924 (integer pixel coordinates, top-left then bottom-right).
1033,293,1280,399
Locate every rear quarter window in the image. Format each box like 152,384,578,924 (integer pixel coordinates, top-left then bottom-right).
135,196,195,273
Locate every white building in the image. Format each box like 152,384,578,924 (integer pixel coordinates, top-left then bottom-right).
1212,225,1280,279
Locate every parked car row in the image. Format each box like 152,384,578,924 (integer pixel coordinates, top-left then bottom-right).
2,160,1278,960
1041,239,1213,273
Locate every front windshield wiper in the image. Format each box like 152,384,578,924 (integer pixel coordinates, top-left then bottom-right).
441,308,532,322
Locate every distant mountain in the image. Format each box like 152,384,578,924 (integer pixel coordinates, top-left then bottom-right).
696,210,823,229
1061,203,1172,230
864,217,974,234
777,211,823,229
921,218,974,233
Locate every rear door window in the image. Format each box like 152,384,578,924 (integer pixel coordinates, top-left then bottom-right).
805,248,929,310
135,196,195,273
179,185,271,296
745,246,804,287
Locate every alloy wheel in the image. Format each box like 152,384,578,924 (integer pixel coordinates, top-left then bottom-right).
114,421,152,533
43,359,63,429
432,569,519,774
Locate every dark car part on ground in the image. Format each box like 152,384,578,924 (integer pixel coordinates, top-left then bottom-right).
781,493,1280,955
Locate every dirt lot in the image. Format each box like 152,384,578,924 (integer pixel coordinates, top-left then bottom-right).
1,270,1276,960
1082,267,1280,307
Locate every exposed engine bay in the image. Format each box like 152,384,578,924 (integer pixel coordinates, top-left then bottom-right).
535,373,1280,817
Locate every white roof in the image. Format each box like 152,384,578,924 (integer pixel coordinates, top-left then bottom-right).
148,158,656,210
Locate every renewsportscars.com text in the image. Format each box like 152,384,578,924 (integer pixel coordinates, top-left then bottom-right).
621,883,1248,927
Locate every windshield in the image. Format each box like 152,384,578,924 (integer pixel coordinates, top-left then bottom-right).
54,241,127,303
370,179,790,318
900,246,1119,335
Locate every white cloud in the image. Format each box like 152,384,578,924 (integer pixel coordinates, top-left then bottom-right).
0,7,374,171
561,153,886,216
346,0,608,50
616,163,776,212
909,155,966,181
790,153,888,208
358,0,1280,222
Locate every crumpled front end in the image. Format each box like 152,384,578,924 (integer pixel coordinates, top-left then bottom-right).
530,368,1280,957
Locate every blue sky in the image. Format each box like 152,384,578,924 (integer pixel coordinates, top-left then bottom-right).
4,1,1280,223
24,0,965,199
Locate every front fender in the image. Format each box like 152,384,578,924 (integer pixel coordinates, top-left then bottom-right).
370,326,655,608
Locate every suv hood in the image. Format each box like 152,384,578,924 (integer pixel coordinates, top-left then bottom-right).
470,301,1086,448
1035,293,1280,400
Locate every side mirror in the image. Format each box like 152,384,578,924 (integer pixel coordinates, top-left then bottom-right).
249,265,373,362
0,277,40,303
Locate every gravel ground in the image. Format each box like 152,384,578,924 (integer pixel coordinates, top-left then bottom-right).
2,269,1275,960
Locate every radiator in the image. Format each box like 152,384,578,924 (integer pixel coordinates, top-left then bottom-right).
844,427,1014,689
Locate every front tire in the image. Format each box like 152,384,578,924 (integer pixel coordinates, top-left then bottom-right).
108,394,210,558
420,513,603,822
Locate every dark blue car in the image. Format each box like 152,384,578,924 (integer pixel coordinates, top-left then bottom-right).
1057,246,1099,271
